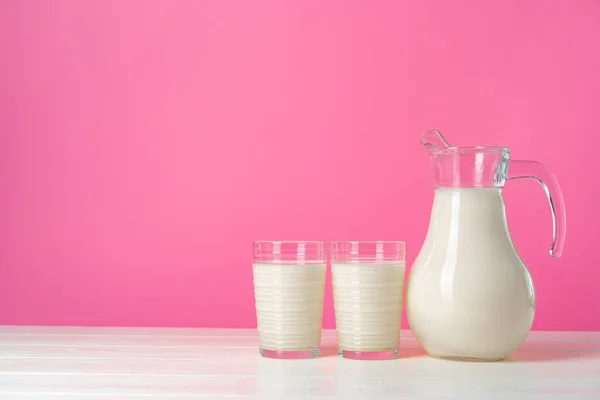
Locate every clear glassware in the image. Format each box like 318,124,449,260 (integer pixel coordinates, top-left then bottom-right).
253,240,326,359
407,129,567,361
331,240,406,360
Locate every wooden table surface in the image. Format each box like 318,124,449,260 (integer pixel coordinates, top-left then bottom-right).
0,327,599,399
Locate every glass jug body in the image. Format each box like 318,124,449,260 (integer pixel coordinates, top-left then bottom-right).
407,130,566,361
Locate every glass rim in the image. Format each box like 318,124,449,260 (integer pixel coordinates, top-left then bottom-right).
253,240,325,262
330,240,405,245
430,145,510,155
330,240,406,262
253,240,325,245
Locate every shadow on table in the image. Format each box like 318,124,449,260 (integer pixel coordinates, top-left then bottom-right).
318,345,428,358
319,345,339,357
400,347,429,358
506,349,598,363
319,346,596,362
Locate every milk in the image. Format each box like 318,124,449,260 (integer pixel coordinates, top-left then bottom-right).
253,262,326,353
407,188,535,360
332,261,405,353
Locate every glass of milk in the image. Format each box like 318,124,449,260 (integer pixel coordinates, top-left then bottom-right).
253,240,326,359
331,240,406,360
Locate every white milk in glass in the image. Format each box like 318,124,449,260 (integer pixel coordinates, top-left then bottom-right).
332,261,405,354
253,262,326,355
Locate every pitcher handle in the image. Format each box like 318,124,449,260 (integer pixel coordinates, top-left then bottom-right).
507,160,566,258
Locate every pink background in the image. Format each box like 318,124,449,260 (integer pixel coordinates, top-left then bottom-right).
1,0,599,330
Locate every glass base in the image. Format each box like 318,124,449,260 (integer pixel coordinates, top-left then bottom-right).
339,349,399,360
260,347,320,359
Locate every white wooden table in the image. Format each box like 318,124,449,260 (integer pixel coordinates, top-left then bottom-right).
0,327,599,399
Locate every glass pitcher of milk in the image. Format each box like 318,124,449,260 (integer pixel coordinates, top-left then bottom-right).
406,129,566,361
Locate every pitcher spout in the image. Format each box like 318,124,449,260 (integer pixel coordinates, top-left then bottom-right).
420,129,451,151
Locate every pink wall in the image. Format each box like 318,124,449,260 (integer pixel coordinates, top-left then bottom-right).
1,0,599,330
